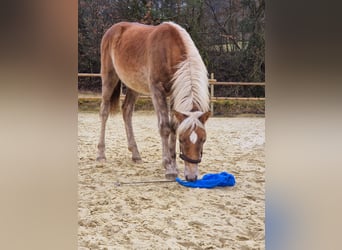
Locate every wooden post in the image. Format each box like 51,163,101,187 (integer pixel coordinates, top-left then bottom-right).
209,73,216,114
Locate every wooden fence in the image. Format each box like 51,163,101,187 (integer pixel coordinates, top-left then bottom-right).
78,73,265,113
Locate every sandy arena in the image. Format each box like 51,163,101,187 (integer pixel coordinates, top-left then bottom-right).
78,111,265,249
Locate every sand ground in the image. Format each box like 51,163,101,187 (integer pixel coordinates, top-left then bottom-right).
78,111,265,249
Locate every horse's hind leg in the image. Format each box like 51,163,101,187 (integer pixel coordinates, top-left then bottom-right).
96,70,120,163
122,88,142,163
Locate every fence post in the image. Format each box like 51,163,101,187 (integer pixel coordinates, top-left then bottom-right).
209,73,216,114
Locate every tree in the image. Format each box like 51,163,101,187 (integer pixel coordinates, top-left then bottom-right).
78,0,265,97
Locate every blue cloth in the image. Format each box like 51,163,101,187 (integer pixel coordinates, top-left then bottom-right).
176,171,236,188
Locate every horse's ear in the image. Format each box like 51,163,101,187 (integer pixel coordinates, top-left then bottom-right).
199,111,211,124
173,110,188,123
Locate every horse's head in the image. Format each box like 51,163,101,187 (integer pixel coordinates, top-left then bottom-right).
174,111,211,181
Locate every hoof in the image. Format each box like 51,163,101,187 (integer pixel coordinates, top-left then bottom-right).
165,172,178,180
165,168,178,180
96,156,106,164
132,157,143,164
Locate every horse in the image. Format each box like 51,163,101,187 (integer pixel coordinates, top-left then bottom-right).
96,21,211,181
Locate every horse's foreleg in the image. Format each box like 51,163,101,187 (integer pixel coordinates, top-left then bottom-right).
122,89,142,163
169,117,178,166
150,88,178,180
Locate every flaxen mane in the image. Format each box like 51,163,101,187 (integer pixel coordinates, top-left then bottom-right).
167,22,210,114
166,22,210,135
176,111,206,135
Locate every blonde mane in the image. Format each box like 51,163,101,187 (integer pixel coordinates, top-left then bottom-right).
167,22,210,113
176,111,205,135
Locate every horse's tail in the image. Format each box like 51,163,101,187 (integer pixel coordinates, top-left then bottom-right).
100,25,122,114
109,81,121,114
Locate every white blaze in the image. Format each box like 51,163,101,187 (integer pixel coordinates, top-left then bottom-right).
189,131,198,144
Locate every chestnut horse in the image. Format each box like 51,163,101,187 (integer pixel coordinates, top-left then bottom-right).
96,22,210,181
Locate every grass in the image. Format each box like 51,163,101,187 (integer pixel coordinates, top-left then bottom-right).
212,99,265,117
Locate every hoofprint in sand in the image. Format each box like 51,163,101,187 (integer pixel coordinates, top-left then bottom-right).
78,111,265,249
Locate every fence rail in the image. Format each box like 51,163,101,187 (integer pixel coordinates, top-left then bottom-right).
78,73,101,77
78,73,265,113
209,81,266,86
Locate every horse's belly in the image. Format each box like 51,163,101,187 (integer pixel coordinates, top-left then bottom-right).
115,65,151,95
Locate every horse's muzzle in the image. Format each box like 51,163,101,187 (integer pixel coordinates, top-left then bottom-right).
185,175,198,182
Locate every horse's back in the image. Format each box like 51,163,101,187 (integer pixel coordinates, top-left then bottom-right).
102,22,186,95
103,22,153,61
104,21,185,62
